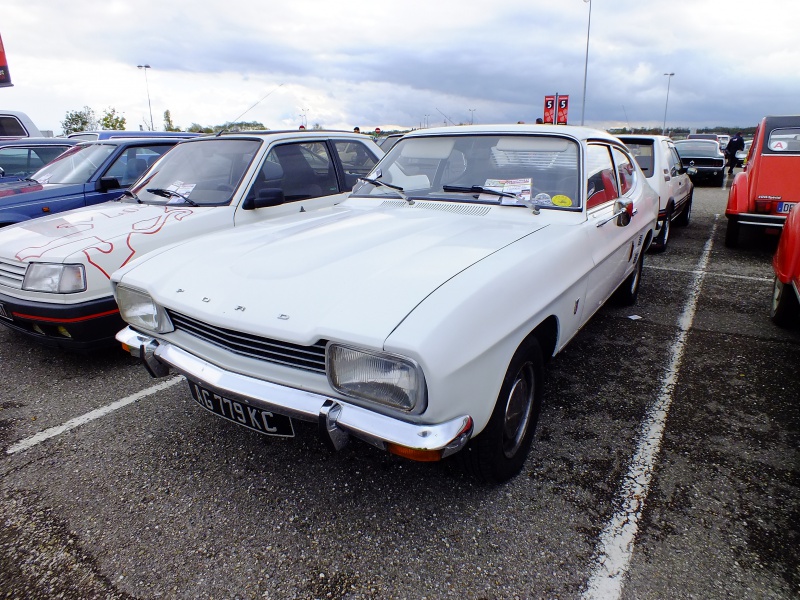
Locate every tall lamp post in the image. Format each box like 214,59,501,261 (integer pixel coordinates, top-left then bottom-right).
580,0,592,126
137,64,154,131
469,108,476,125
662,72,675,135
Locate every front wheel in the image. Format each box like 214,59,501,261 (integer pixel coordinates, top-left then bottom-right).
675,193,692,227
770,277,799,328
651,208,671,253
460,338,544,483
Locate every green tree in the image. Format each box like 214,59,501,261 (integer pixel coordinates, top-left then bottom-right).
187,123,213,133
61,106,97,135
163,110,181,132
99,107,126,130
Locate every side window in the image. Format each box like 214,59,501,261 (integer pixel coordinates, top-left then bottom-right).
0,116,27,137
612,147,636,196
262,142,338,202
334,141,379,190
586,144,618,209
667,145,682,175
105,145,171,186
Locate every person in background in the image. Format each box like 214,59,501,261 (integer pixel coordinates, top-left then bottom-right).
535,118,544,124
726,132,745,174
353,127,360,134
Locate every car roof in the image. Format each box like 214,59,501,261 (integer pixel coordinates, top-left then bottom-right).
0,137,80,148
176,130,380,143
76,137,188,147
401,124,623,144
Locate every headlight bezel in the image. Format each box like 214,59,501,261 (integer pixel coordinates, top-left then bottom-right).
114,284,173,334
22,262,87,294
326,343,427,414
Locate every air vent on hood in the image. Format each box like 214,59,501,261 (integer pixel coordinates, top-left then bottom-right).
379,200,491,216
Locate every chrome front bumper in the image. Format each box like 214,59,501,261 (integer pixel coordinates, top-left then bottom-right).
117,327,473,457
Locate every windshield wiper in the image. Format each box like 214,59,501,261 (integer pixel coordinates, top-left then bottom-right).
146,188,198,206
358,177,414,205
441,185,518,200
120,189,142,203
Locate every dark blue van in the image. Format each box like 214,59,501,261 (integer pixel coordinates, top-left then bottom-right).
0,137,182,225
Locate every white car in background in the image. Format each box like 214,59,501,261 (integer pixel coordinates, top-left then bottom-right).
619,134,694,251
113,124,658,483
0,131,382,349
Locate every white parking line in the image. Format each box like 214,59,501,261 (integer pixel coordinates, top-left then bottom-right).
647,264,771,283
6,375,184,455
582,217,719,599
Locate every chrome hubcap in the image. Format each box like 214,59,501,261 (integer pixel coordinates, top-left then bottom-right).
502,362,534,458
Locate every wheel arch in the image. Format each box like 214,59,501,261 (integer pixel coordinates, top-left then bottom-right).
524,315,559,363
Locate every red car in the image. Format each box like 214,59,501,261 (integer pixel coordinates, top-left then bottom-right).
725,115,800,247
771,203,800,327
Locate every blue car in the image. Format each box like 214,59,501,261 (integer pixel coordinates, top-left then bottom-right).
0,137,79,182
0,137,182,226
66,130,201,141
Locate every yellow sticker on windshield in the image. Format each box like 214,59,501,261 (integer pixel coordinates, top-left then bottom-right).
552,195,572,207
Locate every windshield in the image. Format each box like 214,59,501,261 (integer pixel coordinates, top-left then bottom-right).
129,138,261,206
354,134,581,210
31,143,116,184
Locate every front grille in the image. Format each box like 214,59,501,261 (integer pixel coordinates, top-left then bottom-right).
686,158,724,168
168,310,327,373
0,258,26,290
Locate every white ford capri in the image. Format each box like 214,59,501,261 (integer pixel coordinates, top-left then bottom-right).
113,124,658,483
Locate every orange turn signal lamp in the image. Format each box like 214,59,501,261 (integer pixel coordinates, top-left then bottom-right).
386,416,474,462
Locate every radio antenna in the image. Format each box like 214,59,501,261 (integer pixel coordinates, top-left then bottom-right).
229,83,285,124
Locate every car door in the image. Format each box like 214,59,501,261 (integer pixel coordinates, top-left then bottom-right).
664,140,690,210
583,143,644,314
233,140,351,226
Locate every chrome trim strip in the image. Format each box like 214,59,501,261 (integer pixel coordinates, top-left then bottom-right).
116,327,472,452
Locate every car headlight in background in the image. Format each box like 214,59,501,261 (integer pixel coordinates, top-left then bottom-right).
327,344,426,412
115,285,173,333
22,263,86,293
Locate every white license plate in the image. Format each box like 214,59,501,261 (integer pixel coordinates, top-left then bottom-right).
777,202,796,214
188,380,295,437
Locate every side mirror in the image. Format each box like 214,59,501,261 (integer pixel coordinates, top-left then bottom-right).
242,187,285,210
614,198,634,227
97,176,121,192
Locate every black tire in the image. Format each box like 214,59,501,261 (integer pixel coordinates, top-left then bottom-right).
674,192,692,227
770,277,799,328
461,338,544,483
651,207,672,253
725,219,740,248
613,248,644,306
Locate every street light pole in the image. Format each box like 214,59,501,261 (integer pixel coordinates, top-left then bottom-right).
469,108,476,125
580,0,592,126
137,64,154,131
662,72,675,135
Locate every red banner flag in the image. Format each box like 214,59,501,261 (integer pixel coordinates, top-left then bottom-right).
0,33,12,88
557,95,569,125
543,95,555,124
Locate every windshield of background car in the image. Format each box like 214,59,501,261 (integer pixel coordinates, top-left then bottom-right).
355,134,581,210
621,140,654,177
130,139,261,205
764,128,800,155
31,143,116,184
674,141,720,157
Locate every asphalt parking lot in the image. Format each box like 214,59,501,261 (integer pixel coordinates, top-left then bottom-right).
1,178,798,600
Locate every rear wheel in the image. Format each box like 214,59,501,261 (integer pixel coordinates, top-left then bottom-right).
770,277,799,328
725,220,740,248
461,338,544,483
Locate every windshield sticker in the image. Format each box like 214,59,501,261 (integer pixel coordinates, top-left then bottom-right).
167,180,196,197
552,194,573,207
483,178,532,204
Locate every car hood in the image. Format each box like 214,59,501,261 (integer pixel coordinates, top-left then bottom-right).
120,203,549,347
0,181,86,204
0,201,202,264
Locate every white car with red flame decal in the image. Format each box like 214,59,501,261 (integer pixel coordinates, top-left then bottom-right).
112,125,658,482
0,131,382,349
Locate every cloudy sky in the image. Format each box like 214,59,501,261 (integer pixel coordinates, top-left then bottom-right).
2,0,797,135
